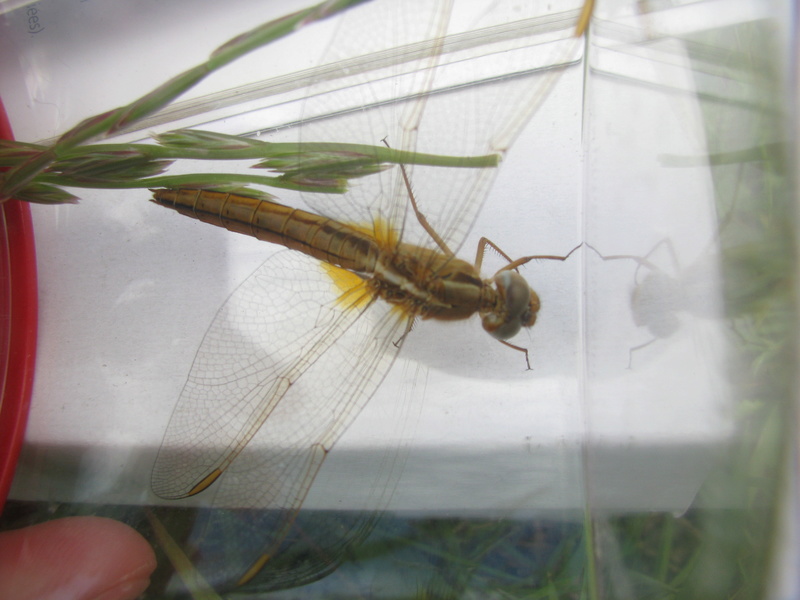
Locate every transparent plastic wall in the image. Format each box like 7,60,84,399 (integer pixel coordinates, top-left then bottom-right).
0,0,794,598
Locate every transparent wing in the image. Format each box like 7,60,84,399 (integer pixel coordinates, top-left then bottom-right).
291,0,584,256
153,1,587,588
152,250,407,509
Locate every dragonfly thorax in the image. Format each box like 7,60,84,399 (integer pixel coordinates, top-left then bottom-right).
374,248,483,322
481,270,540,340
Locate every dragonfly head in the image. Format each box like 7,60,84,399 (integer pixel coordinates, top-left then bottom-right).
482,270,540,340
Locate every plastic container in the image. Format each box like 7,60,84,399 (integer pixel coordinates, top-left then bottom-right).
0,1,794,598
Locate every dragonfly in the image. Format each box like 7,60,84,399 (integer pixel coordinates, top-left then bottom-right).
150,0,587,590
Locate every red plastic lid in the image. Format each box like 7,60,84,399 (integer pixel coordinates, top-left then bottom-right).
0,97,38,513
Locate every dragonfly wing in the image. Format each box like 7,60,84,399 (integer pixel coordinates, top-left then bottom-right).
295,2,584,255
200,262,413,589
152,249,408,504
183,501,391,591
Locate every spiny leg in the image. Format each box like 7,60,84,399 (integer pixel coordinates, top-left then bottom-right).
475,236,516,272
393,315,417,349
382,138,453,257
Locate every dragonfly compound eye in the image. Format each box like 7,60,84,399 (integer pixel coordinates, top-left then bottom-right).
483,271,540,340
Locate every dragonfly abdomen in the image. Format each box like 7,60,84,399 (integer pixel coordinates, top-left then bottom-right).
152,188,381,273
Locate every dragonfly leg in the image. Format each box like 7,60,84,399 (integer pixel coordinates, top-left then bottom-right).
500,339,532,370
393,316,416,349
474,236,516,272
381,138,453,256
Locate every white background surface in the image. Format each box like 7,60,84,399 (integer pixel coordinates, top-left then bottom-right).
2,0,737,514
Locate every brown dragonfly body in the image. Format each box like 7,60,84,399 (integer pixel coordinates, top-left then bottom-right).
153,188,539,339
